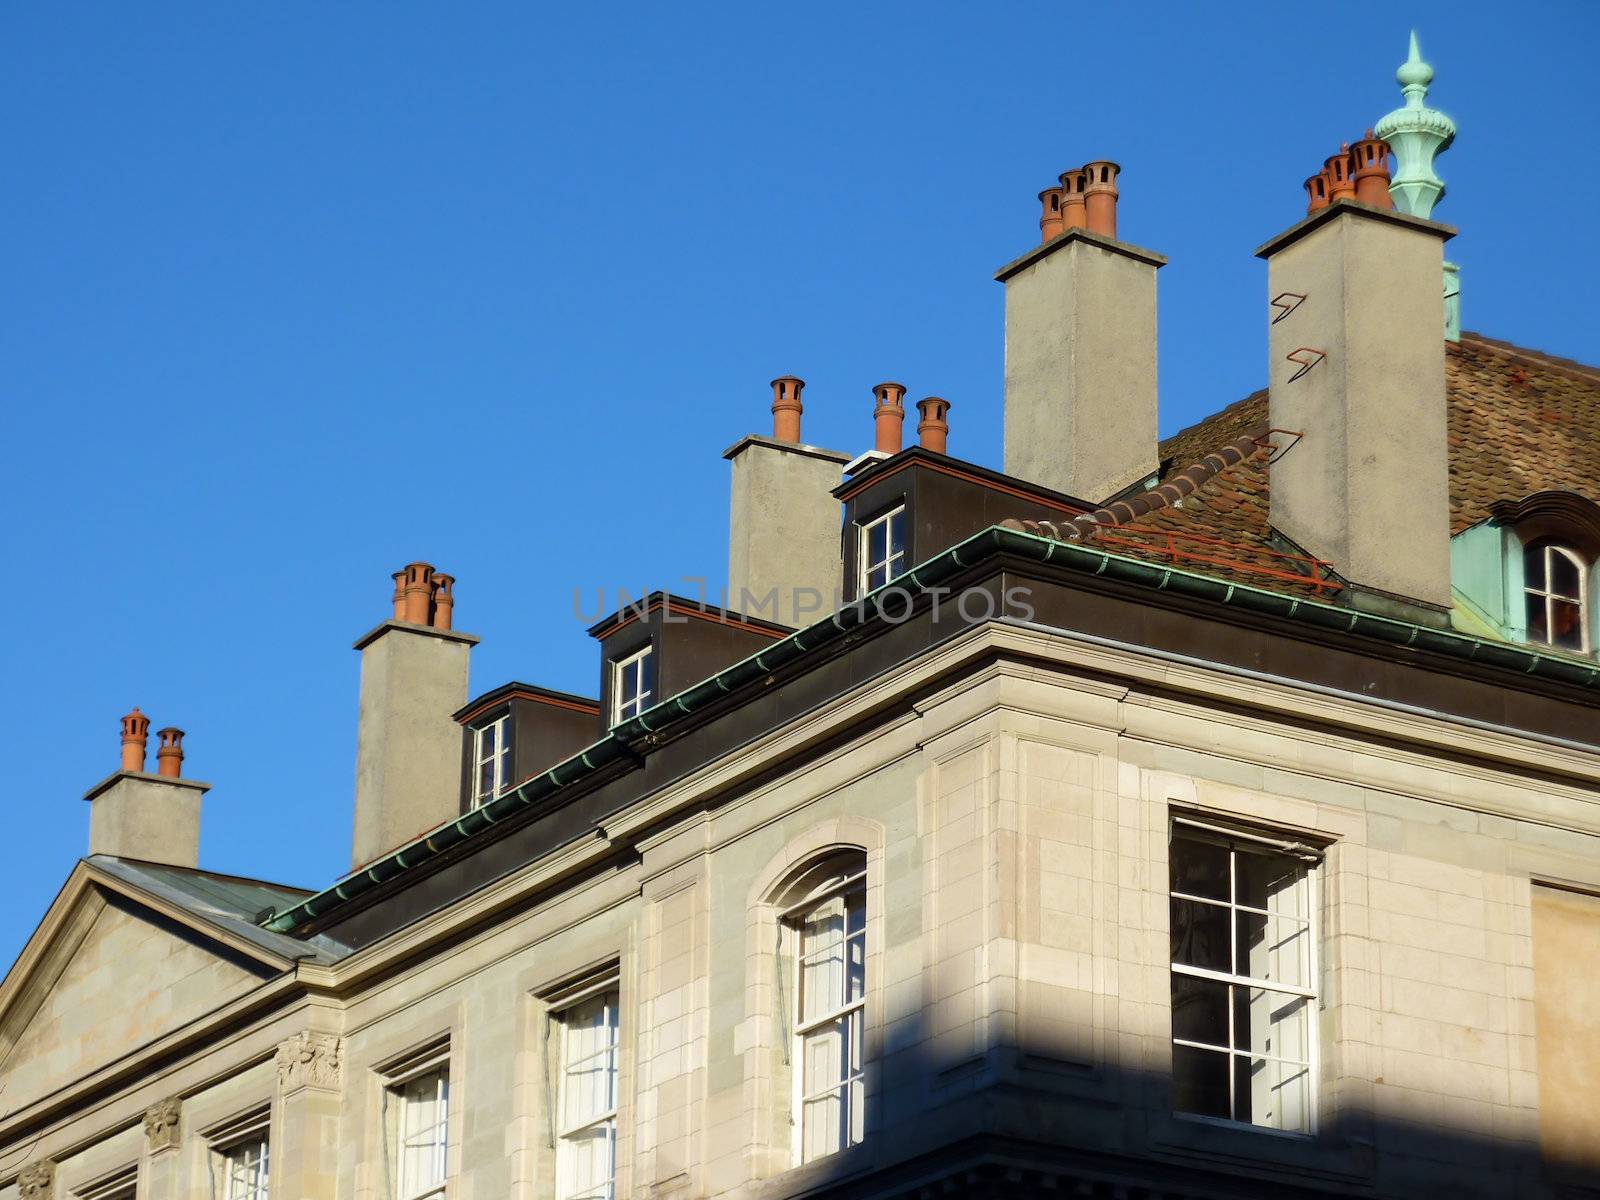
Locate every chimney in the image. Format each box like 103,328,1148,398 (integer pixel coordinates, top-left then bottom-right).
916,397,950,454
1259,200,1454,614
1324,147,1356,203
725,376,850,628
1038,188,1064,242
998,162,1165,502
1350,131,1394,208
873,383,907,454
351,563,478,868
85,710,207,868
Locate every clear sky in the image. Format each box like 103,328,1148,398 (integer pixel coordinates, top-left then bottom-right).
3,2,1596,964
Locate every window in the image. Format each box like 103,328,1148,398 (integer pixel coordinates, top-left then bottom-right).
217,1128,269,1200
556,988,621,1200
1169,819,1317,1133
857,506,907,593
391,1066,449,1200
611,646,654,725
1524,540,1589,653
785,855,867,1163
471,712,512,807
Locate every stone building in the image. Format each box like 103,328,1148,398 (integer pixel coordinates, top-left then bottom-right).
3,38,1599,1200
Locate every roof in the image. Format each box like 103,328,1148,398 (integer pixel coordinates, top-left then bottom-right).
87,856,346,963
1019,332,1600,597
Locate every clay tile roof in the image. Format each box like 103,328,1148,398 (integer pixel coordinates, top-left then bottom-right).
1010,332,1600,599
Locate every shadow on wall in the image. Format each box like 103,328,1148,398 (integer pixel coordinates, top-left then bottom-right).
753,1006,1599,1200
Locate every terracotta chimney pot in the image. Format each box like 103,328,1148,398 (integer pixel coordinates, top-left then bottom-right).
401,562,435,625
391,570,407,620
1325,146,1357,203
1081,161,1121,239
1058,169,1088,230
1304,170,1331,214
872,382,907,455
155,727,185,779
916,396,951,455
431,573,455,630
120,708,150,774
1039,187,1065,243
770,376,805,443
1350,130,1394,208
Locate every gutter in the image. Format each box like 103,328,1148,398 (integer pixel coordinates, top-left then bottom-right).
263,526,1600,933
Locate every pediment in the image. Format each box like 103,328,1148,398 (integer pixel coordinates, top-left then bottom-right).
0,863,290,1120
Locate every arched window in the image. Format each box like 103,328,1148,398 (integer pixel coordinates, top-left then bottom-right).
1524,539,1589,653
773,850,867,1164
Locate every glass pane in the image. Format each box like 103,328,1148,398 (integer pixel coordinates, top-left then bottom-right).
865,565,887,591
476,758,495,801
1170,898,1230,972
1552,599,1585,651
1171,971,1228,1047
1172,1043,1230,1120
1170,832,1229,900
1528,593,1550,644
802,1086,844,1161
1549,547,1581,599
1524,542,1548,589
1237,987,1310,1066
1235,849,1304,914
1235,910,1312,989
563,992,619,1128
638,651,654,700
867,520,887,565
558,1121,615,1200
888,511,906,562
802,1020,844,1099
1240,1054,1312,1132
479,724,497,758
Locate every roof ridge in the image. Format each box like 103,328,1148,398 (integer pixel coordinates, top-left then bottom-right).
1456,331,1600,384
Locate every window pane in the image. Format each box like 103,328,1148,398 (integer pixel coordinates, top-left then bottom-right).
1549,547,1581,599
396,1069,448,1196
888,511,906,563
1552,599,1584,651
1172,1044,1230,1120
1528,593,1550,644
1170,898,1230,973
1235,849,1304,913
1171,971,1228,1047
1235,911,1312,990
1239,1053,1312,1131
1170,832,1229,900
867,520,887,564
557,1124,615,1200
1525,542,1548,589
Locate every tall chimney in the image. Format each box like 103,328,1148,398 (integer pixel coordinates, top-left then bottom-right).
725,376,850,628
1259,201,1454,613
85,710,207,868
998,164,1164,502
351,563,477,868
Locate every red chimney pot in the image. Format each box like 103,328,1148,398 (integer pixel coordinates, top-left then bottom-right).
872,383,907,455
155,727,185,779
770,376,805,443
120,708,150,774
1081,161,1121,239
916,397,951,455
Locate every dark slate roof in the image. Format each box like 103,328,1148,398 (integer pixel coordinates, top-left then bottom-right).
89,856,349,963
1025,333,1600,599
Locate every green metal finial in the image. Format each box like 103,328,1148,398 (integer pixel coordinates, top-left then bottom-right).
1374,30,1455,219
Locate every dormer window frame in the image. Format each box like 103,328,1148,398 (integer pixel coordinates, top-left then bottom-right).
1523,539,1590,654
856,504,908,594
611,644,655,726
469,709,513,809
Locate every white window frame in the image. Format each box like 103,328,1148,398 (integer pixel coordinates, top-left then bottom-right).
209,1109,271,1200
553,984,621,1200
1168,817,1320,1135
611,646,654,725
856,505,907,594
471,711,513,808
1524,540,1589,653
784,862,868,1164
386,1053,451,1200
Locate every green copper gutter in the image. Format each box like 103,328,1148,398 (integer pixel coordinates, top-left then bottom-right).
263,526,1600,933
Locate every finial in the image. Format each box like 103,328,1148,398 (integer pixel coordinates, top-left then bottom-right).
1374,30,1455,220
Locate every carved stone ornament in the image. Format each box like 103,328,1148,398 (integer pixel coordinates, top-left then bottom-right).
276,1030,343,1092
17,1160,55,1200
143,1096,183,1152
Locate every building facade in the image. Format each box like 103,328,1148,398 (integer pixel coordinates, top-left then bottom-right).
4,39,1599,1200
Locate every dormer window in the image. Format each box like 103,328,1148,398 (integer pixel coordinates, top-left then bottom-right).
471,712,512,807
1524,540,1589,653
857,505,907,593
612,646,655,724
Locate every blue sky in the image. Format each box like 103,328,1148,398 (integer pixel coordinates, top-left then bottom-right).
3,2,1596,964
